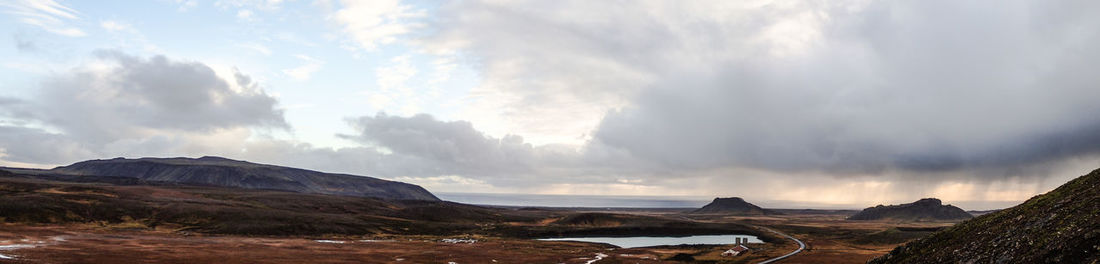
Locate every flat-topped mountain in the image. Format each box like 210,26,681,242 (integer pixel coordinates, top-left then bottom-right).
848,198,971,221
44,156,438,201
870,168,1100,263
690,197,774,215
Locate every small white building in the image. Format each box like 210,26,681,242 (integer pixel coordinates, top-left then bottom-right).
721,241,751,257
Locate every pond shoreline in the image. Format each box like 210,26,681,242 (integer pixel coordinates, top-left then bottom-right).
537,234,763,248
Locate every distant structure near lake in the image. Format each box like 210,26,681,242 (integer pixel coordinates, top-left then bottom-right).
721,237,752,257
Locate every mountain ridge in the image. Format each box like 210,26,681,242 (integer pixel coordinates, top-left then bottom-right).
38,156,439,201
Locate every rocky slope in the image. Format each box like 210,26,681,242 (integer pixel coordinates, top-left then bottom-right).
44,156,438,201
690,197,774,215
869,168,1100,263
848,198,972,221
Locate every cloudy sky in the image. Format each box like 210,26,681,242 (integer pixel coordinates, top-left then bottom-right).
3,0,1099,209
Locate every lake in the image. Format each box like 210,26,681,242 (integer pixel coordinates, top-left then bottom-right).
538,234,762,248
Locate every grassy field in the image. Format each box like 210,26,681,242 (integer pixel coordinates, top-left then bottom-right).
0,171,962,263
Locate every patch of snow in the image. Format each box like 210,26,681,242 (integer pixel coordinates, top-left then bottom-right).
0,242,40,260
441,238,476,244
447,262,458,264
358,239,395,243
314,240,345,244
0,244,35,250
618,253,650,259
585,253,609,264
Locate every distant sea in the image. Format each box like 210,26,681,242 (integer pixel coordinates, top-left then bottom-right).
436,192,1020,210
436,193,712,208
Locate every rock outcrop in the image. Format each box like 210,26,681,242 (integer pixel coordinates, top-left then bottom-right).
869,168,1100,263
691,197,774,215
848,198,971,221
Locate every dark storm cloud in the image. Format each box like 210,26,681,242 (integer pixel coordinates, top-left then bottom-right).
591,0,1100,177
892,121,1100,173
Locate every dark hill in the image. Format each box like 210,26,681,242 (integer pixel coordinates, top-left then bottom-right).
0,172,776,240
690,197,773,215
848,198,971,221
869,168,1100,263
0,173,527,236
45,156,438,201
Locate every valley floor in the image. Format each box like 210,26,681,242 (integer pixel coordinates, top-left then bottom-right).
0,224,790,264
0,173,964,263
715,213,957,263
0,212,954,264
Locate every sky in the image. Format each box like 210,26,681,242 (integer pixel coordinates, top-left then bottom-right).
2,0,1100,209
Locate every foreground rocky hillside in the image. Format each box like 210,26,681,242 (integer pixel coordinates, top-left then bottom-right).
34,156,438,201
849,198,971,221
690,197,775,215
869,168,1100,263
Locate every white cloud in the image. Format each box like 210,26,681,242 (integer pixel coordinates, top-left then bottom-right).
215,0,286,10
364,55,424,115
173,0,197,11
366,93,392,108
426,56,456,95
236,42,272,56
236,9,254,21
375,55,415,92
99,20,134,33
282,54,323,81
329,0,425,50
3,0,86,37
95,19,162,53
